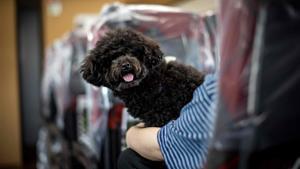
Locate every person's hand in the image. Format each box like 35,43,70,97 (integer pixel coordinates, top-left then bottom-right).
125,123,145,145
125,123,163,161
135,122,145,128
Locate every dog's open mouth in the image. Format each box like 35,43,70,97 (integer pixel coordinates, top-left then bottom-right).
115,65,148,91
122,73,134,82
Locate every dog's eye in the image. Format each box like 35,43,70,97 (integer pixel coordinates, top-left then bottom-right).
134,47,144,54
151,59,157,65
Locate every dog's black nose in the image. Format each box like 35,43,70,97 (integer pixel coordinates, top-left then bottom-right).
121,63,132,72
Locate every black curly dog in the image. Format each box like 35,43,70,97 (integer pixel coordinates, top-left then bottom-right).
81,29,204,127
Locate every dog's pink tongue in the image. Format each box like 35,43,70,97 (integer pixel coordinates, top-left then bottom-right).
123,73,134,82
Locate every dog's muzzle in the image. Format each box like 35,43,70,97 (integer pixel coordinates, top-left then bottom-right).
121,63,132,73
120,63,135,82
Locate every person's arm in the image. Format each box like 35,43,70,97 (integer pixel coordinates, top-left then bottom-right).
126,75,217,168
126,123,164,161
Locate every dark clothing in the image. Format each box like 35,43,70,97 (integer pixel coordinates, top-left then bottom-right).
117,148,167,169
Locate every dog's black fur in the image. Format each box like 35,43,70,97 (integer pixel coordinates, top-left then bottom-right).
81,29,204,127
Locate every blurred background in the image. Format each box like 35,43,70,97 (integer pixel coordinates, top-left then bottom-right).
2,0,300,169
0,0,215,168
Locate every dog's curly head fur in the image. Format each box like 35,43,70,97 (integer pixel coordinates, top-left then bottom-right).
80,28,163,91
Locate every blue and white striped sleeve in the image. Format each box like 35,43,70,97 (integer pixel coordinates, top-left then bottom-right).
157,74,217,169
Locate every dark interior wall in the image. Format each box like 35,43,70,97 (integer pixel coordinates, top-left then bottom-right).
18,8,42,147
16,0,44,165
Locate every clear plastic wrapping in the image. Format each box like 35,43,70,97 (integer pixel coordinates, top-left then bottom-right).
88,2,217,73
207,0,300,168
40,26,112,168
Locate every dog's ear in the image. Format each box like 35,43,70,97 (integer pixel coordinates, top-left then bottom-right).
80,55,103,87
145,42,164,68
